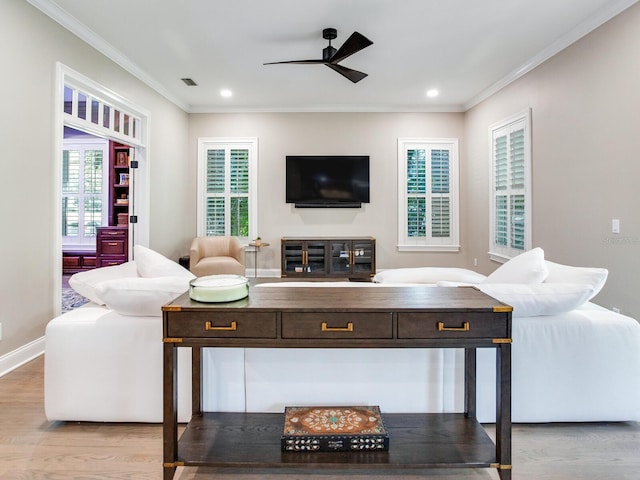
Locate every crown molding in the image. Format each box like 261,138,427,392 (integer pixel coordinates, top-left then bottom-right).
187,104,466,114
464,0,640,111
26,0,190,112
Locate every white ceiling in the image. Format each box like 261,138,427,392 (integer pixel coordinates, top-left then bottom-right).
30,0,638,113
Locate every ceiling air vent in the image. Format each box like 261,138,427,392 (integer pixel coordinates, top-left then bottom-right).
181,78,197,86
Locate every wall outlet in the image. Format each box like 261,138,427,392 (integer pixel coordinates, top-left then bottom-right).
473,258,478,267
612,307,621,314
0,322,2,341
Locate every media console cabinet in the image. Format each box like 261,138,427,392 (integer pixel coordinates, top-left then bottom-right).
162,285,513,480
281,236,375,279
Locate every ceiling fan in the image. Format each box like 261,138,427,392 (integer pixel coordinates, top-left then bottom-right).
264,28,373,83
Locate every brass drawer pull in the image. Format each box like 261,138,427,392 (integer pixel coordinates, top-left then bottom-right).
205,321,237,331
437,321,470,332
108,242,120,246
321,322,353,332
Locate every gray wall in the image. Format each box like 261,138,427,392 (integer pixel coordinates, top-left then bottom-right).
1,0,638,359
188,112,467,272
0,0,190,357
465,2,640,316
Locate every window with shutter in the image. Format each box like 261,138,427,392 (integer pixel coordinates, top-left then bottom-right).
397,138,459,251
62,139,108,247
197,138,258,241
489,110,531,261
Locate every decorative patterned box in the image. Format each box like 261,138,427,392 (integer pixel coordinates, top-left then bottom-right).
281,406,389,452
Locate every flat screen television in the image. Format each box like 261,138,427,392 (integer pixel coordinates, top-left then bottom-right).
285,155,370,208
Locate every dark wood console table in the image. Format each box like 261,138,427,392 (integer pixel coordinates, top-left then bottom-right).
162,285,512,479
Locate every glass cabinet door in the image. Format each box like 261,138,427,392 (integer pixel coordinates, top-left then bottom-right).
283,241,327,275
282,242,304,274
306,242,326,274
352,240,374,275
330,240,374,276
330,241,352,275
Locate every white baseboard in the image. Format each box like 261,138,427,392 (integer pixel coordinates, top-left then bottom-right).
246,268,280,278
0,337,45,378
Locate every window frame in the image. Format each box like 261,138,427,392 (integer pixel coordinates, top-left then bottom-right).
488,109,532,262
196,137,258,241
397,138,460,252
62,137,109,248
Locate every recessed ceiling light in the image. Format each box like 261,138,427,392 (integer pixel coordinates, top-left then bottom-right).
220,89,233,98
426,89,439,98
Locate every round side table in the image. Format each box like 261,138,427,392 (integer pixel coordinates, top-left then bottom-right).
247,242,270,277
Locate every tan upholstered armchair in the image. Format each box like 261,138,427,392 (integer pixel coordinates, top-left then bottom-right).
189,236,246,277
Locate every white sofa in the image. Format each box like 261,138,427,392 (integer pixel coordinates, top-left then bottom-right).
45,247,640,423
45,245,196,423
45,305,193,422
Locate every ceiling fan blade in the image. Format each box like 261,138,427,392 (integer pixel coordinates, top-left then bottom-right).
330,31,373,64
264,59,325,65
326,63,368,83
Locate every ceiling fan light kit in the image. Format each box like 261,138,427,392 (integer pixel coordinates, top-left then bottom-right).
264,27,373,83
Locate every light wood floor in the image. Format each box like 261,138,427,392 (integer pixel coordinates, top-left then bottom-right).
1,356,638,480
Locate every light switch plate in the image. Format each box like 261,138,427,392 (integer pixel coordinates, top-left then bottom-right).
612,219,620,234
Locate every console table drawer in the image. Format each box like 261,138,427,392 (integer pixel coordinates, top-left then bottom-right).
398,312,507,339
166,312,277,338
282,312,393,339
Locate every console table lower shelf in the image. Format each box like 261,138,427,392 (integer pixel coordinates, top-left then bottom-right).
175,412,498,469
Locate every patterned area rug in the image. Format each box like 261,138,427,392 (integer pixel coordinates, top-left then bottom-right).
62,287,89,313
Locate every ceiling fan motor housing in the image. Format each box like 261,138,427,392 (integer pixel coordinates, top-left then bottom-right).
322,28,337,40
323,45,337,61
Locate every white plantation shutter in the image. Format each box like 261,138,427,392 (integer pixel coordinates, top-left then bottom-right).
431,197,450,238
206,149,226,236
206,198,225,236
83,149,103,236
398,139,459,251
406,148,427,238
431,149,451,238
490,110,531,261
62,140,108,246
62,150,80,237
207,149,225,193
230,149,249,193
510,129,525,188
198,138,257,240
229,149,250,237
495,195,508,247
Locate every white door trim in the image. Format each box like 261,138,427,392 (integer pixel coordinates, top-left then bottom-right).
53,63,151,316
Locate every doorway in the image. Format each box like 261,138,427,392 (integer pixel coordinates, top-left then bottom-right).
61,127,134,312
54,63,150,316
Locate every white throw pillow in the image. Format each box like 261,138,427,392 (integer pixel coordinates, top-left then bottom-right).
477,283,595,317
483,247,548,284
134,244,194,279
68,261,139,305
373,267,487,284
544,260,608,301
95,276,191,317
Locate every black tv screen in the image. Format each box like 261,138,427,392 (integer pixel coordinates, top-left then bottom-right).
286,155,370,207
